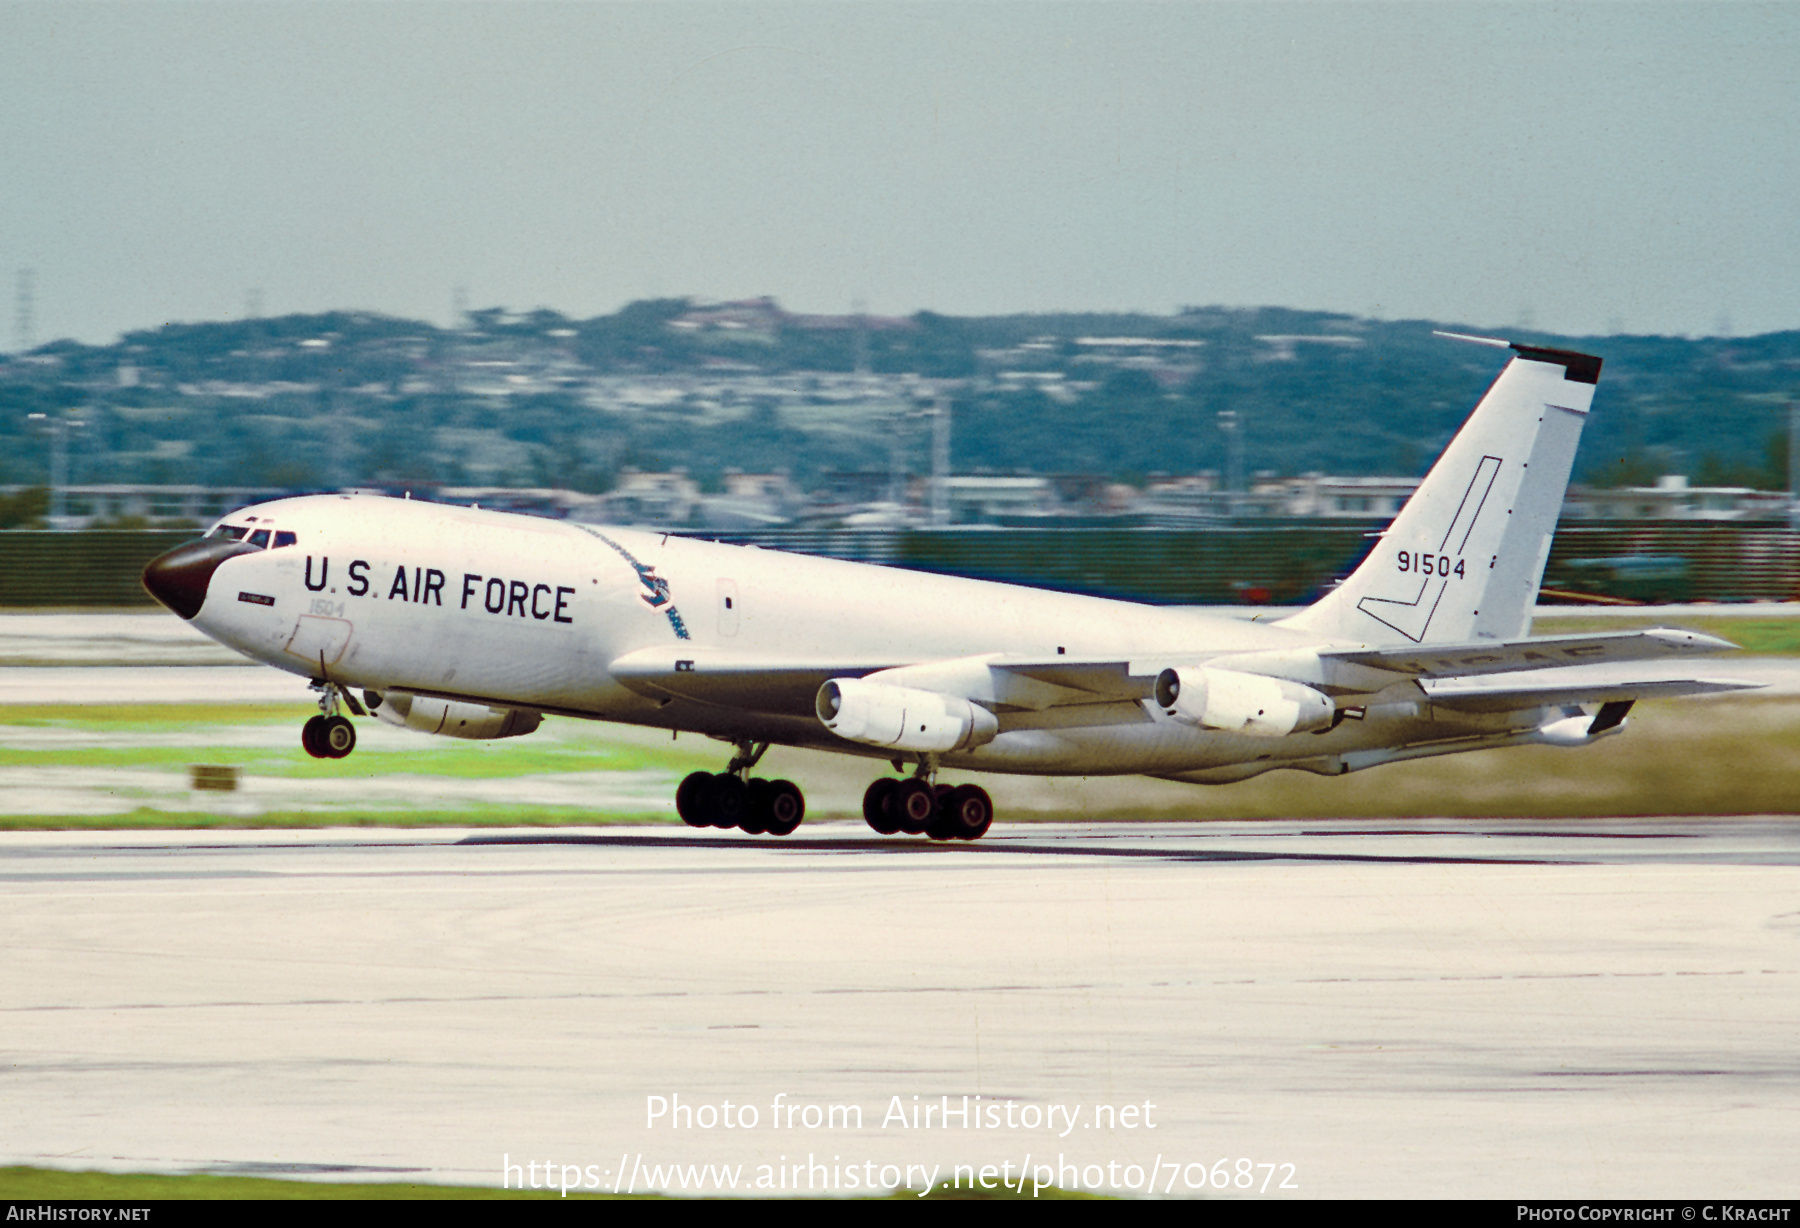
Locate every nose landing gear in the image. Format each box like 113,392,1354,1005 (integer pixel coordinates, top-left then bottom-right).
302,714,356,759
301,680,360,760
676,740,805,836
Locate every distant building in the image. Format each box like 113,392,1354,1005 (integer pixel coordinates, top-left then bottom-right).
1068,336,1205,390
1135,474,1223,525
670,297,915,339
942,476,1060,523
1252,334,1365,362
593,470,701,527
809,471,893,511
669,297,786,340
0,484,283,530
1562,475,1789,521
1277,475,1419,519
690,472,802,529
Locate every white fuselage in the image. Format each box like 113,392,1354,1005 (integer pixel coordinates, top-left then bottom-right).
189,494,1523,779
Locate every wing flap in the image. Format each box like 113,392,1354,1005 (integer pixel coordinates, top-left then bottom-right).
608,648,899,715
609,648,1164,717
985,660,1158,704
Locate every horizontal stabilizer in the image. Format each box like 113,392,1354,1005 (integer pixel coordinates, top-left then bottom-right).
1424,675,1761,713
1319,628,1739,680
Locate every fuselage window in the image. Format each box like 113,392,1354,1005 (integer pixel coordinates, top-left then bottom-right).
273,530,297,549
247,529,271,548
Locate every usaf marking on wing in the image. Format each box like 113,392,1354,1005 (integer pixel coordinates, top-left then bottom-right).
142,336,1758,840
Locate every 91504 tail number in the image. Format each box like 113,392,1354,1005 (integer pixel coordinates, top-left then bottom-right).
1396,550,1465,579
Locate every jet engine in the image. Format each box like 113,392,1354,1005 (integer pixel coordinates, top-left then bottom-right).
1153,667,1335,737
816,678,999,753
366,690,542,740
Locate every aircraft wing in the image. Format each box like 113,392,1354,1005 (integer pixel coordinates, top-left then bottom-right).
609,647,1162,715
611,627,1751,722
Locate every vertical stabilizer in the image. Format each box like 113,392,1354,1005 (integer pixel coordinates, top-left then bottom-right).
1280,341,1601,647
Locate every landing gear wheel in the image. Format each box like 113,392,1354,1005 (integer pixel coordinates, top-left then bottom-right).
926,783,958,840
740,778,773,835
706,773,748,829
891,778,938,835
863,778,901,835
321,715,356,759
941,784,994,841
301,715,329,759
676,771,712,828
763,779,804,836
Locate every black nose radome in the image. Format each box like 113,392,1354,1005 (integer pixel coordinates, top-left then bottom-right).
141,539,259,620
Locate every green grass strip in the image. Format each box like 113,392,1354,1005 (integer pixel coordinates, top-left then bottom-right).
0,1166,640,1200
0,1166,1102,1200
1533,613,1800,655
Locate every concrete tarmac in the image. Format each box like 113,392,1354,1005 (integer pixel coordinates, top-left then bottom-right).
3,820,1796,1199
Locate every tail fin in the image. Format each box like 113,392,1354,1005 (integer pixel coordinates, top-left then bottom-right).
1280,339,1601,647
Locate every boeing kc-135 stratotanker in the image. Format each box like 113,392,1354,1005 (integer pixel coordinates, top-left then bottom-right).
142,335,1756,839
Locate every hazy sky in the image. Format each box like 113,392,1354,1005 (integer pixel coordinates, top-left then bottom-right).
5,2,1799,346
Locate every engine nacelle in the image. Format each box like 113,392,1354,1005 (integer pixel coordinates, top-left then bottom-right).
366,689,542,740
816,678,999,753
1535,712,1628,746
1153,667,1335,738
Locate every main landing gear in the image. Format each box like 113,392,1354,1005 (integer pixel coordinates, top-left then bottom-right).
672,745,993,841
301,679,358,760
862,767,993,841
676,740,805,836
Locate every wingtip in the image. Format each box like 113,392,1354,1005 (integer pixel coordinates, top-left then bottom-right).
1685,678,1769,695
1646,628,1741,653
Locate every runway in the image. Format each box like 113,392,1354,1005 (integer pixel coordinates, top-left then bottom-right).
4,820,1796,1198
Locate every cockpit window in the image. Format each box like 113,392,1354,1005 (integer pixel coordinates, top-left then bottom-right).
247,529,271,548
273,530,297,549
210,525,249,541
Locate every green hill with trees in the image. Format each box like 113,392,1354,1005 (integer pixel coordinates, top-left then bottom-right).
3,300,1796,497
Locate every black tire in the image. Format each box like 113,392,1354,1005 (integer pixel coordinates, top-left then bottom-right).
322,715,356,759
708,773,748,829
675,771,712,828
863,778,901,835
943,784,994,841
926,783,959,840
891,778,938,835
764,779,804,836
301,715,329,759
740,778,773,835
